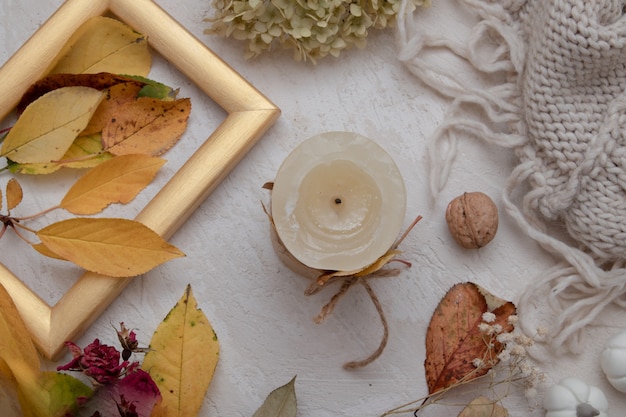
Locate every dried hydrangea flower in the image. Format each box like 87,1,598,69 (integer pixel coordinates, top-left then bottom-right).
205,0,431,63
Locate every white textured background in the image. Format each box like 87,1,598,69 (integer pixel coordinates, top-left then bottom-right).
2,0,626,415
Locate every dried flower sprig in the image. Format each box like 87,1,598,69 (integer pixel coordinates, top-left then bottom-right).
205,0,431,63
57,323,161,417
381,315,546,416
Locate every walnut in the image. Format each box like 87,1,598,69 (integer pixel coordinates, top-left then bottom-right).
445,192,498,249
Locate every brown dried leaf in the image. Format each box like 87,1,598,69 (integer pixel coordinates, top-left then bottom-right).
81,82,144,136
457,396,509,417
60,154,165,215
424,282,516,395
16,73,145,114
5,179,22,211
37,218,184,277
102,97,191,156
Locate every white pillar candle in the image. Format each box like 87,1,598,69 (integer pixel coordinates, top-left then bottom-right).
271,131,406,272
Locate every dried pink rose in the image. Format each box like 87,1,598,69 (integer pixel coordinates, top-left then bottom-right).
57,339,128,384
77,369,161,417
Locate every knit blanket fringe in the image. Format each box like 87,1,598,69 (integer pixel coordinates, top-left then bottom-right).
397,0,626,354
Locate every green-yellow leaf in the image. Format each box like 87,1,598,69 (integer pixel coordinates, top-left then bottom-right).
60,154,165,215
252,376,298,417
102,97,191,156
8,134,113,175
47,16,151,76
37,218,184,277
10,362,91,417
124,75,180,100
457,396,509,417
142,285,219,417
0,86,104,164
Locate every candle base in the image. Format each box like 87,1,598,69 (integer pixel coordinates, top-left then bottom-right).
263,197,424,369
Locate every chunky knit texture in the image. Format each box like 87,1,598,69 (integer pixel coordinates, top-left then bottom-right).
397,0,626,353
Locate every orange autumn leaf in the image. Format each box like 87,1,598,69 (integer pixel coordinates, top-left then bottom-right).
102,97,191,156
16,73,145,114
37,218,184,277
81,82,144,136
60,154,165,215
5,179,22,212
424,282,516,395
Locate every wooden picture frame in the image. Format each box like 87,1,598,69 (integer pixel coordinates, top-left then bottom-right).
0,0,280,359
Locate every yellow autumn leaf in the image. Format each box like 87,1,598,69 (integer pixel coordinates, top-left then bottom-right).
37,218,184,277
31,243,68,261
0,284,40,379
60,154,165,215
1,87,104,164
142,285,219,417
102,97,191,156
8,134,113,175
5,179,23,211
47,16,151,76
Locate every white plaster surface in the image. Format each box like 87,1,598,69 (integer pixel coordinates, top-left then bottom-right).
1,0,626,415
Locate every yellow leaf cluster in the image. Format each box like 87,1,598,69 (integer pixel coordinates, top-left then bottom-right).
0,17,190,277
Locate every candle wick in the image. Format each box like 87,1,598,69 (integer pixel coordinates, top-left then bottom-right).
334,198,342,205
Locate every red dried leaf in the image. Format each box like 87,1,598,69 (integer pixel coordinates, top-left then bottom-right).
16,72,144,114
424,282,516,395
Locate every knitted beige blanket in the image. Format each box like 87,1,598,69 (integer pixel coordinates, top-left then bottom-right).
397,0,626,353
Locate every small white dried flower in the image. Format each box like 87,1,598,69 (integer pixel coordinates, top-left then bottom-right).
507,315,518,325
536,326,548,336
514,333,534,347
482,311,496,323
510,345,526,357
478,322,492,334
472,358,485,369
497,350,511,362
496,332,513,343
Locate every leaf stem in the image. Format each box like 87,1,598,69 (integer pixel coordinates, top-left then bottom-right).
392,215,423,250
14,204,61,221
11,223,37,245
